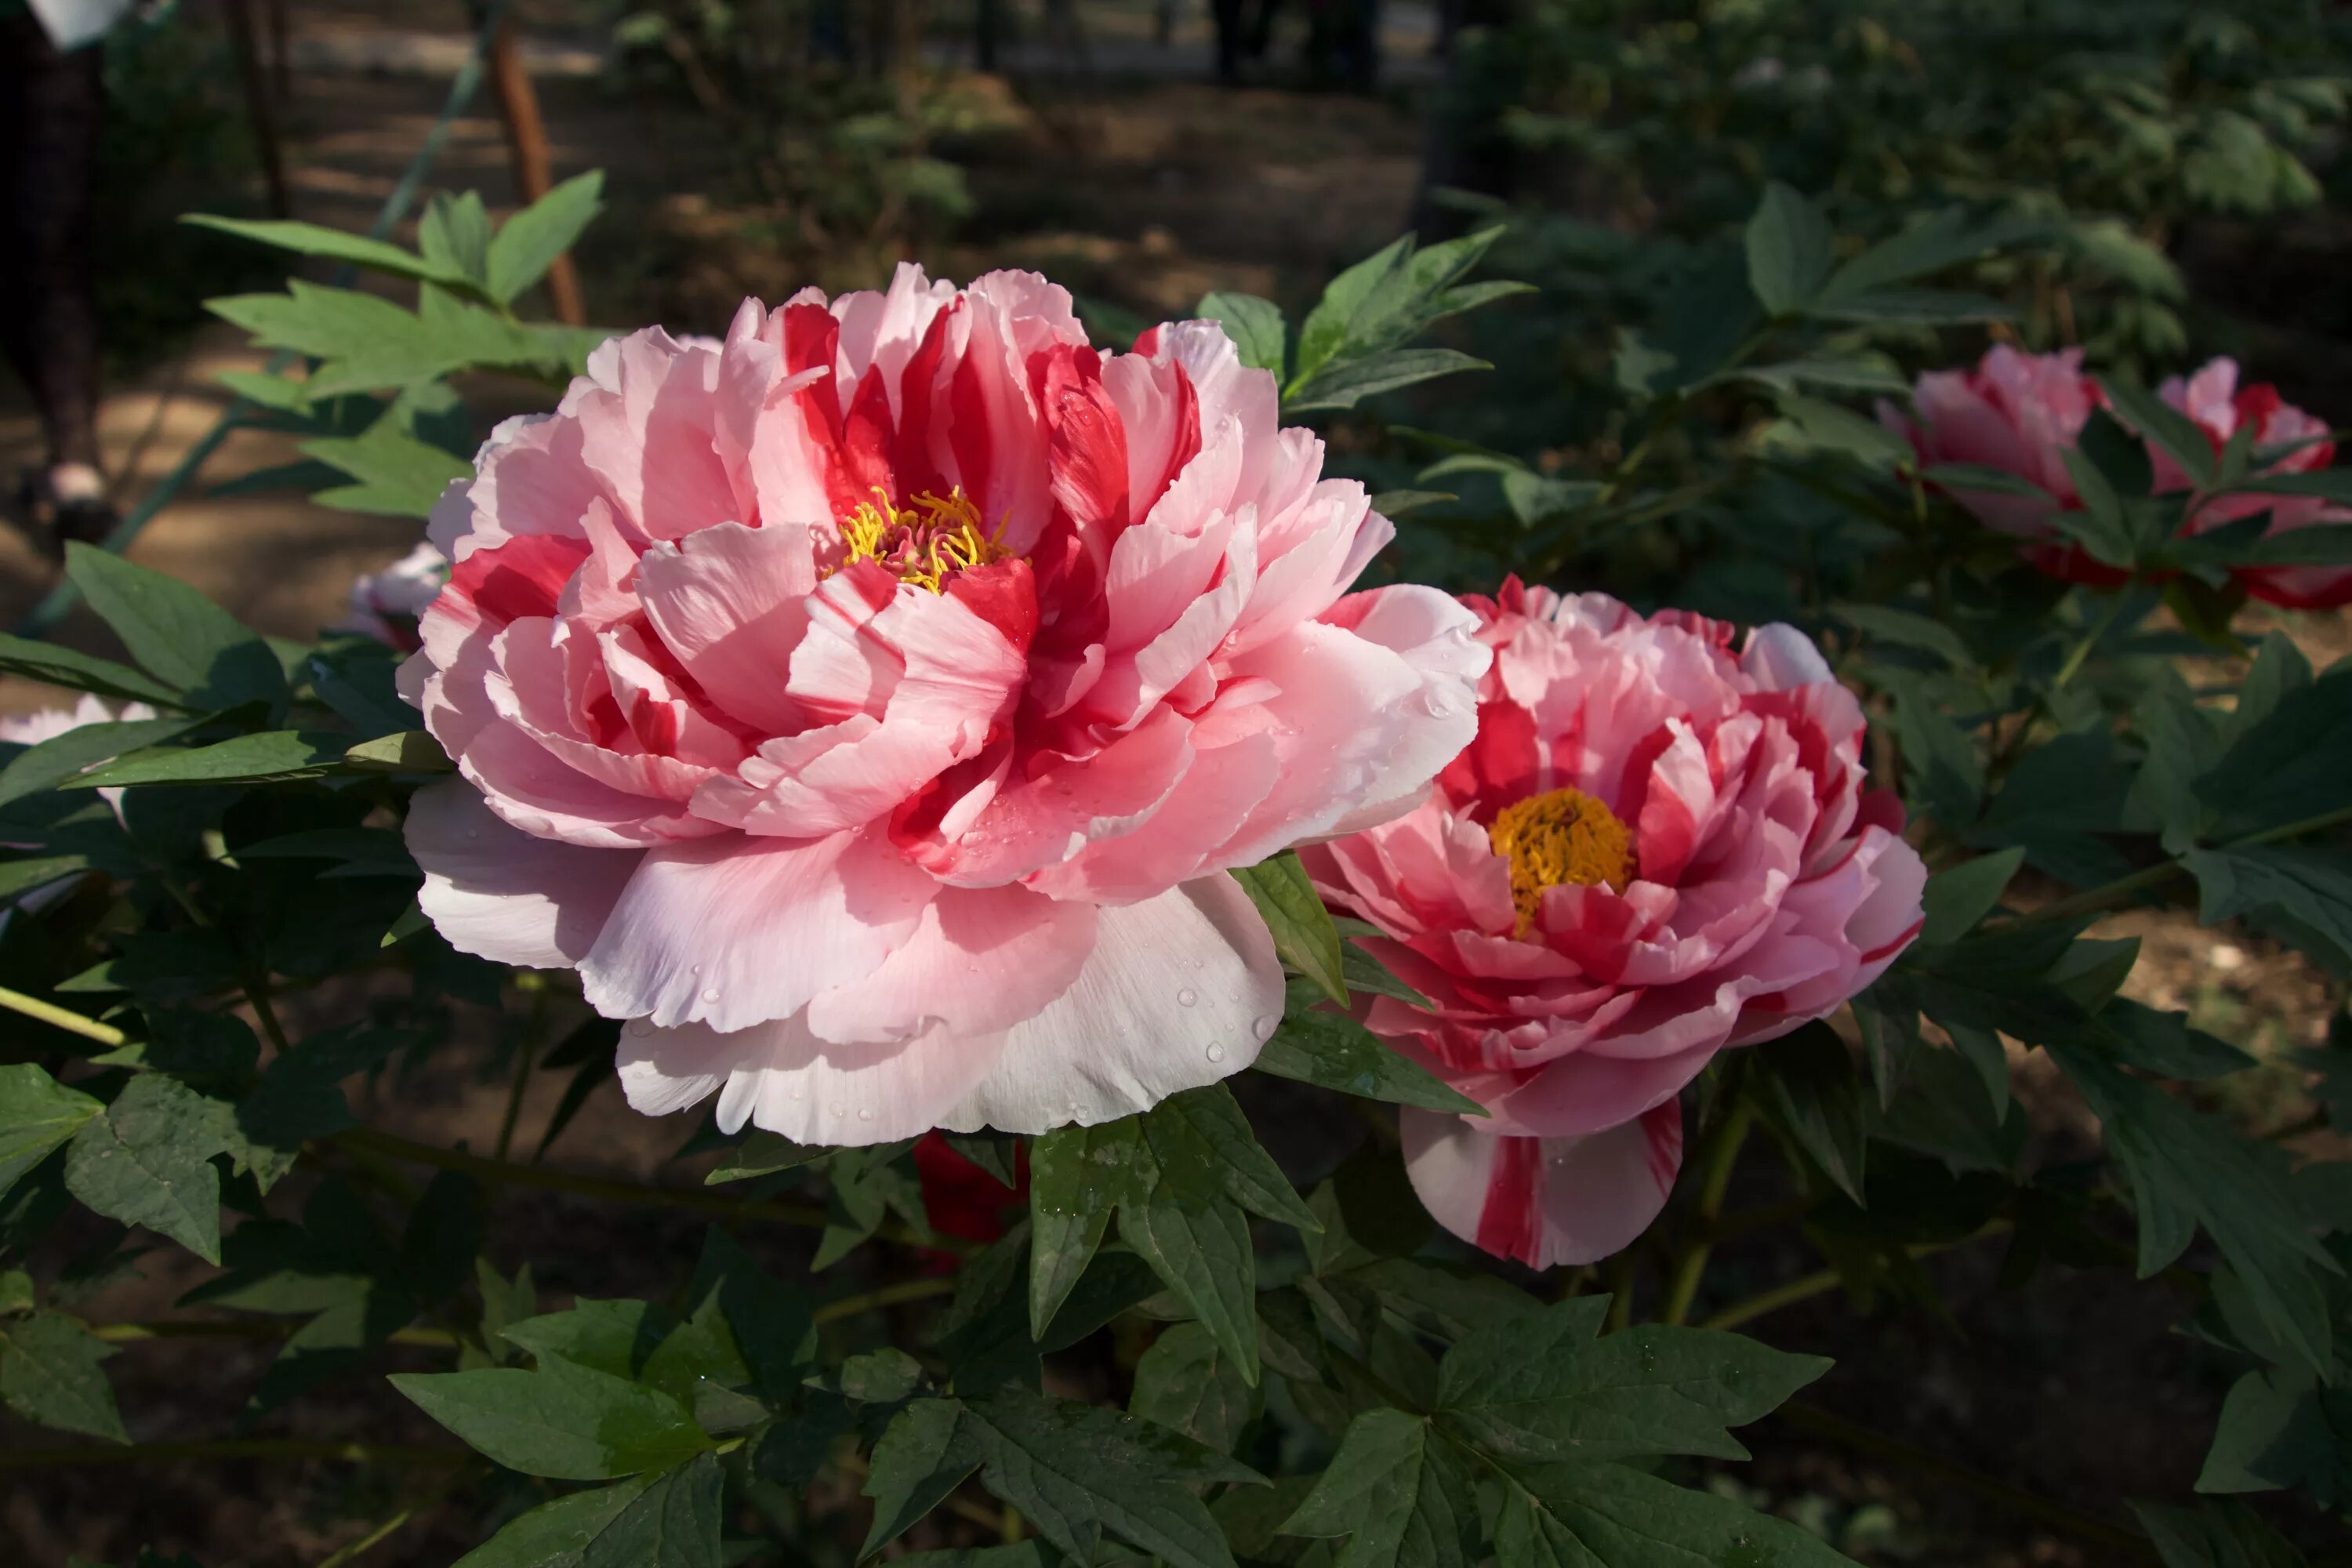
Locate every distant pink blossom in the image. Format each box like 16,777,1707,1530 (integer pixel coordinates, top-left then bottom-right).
0,694,158,920
1883,347,2352,608
1304,581,1925,1269
337,541,450,652
403,267,1486,1145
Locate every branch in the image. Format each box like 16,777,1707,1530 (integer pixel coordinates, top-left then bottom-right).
0,1439,470,1471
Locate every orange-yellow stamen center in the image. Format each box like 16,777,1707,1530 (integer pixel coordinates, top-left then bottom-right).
835,486,1011,592
1489,786,1635,934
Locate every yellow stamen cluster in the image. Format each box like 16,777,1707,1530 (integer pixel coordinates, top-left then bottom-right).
835,486,1009,593
1488,786,1636,935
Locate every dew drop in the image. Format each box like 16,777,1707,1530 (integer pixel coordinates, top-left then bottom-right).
701,987,720,1004
1251,1013,1279,1041
1177,987,1198,1007
858,1107,875,1123
829,1102,847,1118
789,1085,806,1101
691,964,703,975
1206,1044,1226,1063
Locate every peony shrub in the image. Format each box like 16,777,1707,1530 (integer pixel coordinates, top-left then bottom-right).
0,181,2347,1567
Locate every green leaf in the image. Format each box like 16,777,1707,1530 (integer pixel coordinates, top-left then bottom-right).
2049,1043,2337,1379
1280,1406,1478,1568
960,1386,1258,1568
419,192,494,287
1436,1301,1829,1462
1746,1022,1867,1204
343,729,455,772
1254,984,1483,1114
1122,1178,1261,1388
502,1300,677,1381
0,1065,103,1200
451,1477,653,1568
0,634,181,707
2198,1367,2352,1506
2103,376,2220,490
1919,461,2056,499
0,855,91,909
2132,1500,2307,1568
1286,348,1490,412
1232,851,1348,1006
1142,1085,1321,1233
579,1451,722,1568
1832,604,1974,670
1029,1118,1152,1337
0,1310,127,1443
1920,847,2025,945
302,426,473,519
702,1131,829,1185
2195,670,2352,836
1196,291,1287,376
488,172,606,306
207,281,557,397
1820,209,2050,299
1805,287,2012,324
1496,1461,1860,1568
2188,847,2352,971
1132,1319,1259,1454
0,716,204,811
183,213,470,287
390,1359,713,1479
64,1073,229,1263
862,1398,982,1556
65,544,283,710
1744,182,1834,315
72,731,352,789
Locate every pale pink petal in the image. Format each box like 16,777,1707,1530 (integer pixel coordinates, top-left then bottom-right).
634,521,821,735
579,828,935,1031
405,780,641,967
942,876,1282,1133
803,883,1097,1044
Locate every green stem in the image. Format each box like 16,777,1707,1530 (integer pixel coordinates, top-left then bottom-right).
2007,801,2352,931
314,1502,424,1568
337,1127,955,1251
0,985,126,1047
1698,1224,2011,1334
89,1319,462,1349
494,985,550,1163
2052,584,2136,690
245,975,293,1055
1657,1102,1755,1327
812,1276,959,1324
0,1439,469,1471
1776,1399,2158,1561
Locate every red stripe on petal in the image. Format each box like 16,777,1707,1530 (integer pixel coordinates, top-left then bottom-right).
1474,1134,1545,1267
445,534,593,630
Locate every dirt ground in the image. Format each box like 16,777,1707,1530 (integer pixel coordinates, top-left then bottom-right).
2,2,2348,1565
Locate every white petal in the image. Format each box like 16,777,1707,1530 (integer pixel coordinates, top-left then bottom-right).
405,780,641,968
942,876,1283,1134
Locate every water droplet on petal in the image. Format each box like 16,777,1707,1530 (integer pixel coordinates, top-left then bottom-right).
1206,1044,1226,1063
789,1085,806,1102
691,964,702,975
701,987,720,1004
1177,987,1197,1007
829,1102,847,1118
857,1107,874,1123
1252,1013,1279,1041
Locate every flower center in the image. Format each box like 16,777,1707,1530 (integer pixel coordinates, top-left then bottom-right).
836,486,1010,592
1488,786,1635,934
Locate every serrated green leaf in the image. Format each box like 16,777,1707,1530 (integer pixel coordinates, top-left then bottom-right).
579,1450,721,1568
488,172,606,306
1029,1118,1152,1337
502,1299,676,1381
301,427,473,519
391,1359,712,1479
64,1073,228,1263
862,1398,982,1555
0,1065,103,1199
1123,1182,1261,1388
2133,1499,2307,1568
1286,349,1490,413
183,213,470,289
1436,1302,1828,1462
1281,1406,1477,1568
1232,851,1348,1005
1142,1085,1320,1232
2188,847,2352,972
1746,1022,1867,1204
1497,1461,1860,1568
0,1310,127,1443
0,714,203,810
1132,1319,1259,1454
419,192,494,288
962,1385,1258,1568
1744,182,1834,315
1197,291,1286,376
343,729,455,772
2198,1367,2352,1506
451,1477,653,1568
1819,209,2049,299
1832,603,1973,670
2104,376,2220,489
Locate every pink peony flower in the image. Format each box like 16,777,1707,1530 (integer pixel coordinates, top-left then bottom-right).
1301,580,1926,1269
1883,347,2352,608
2154,358,2352,610
402,266,1487,1145
1877,344,2113,582
336,541,451,652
